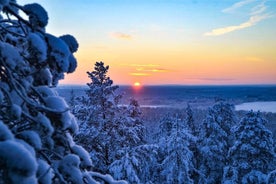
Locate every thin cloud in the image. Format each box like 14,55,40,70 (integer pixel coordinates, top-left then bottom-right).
110,32,132,40
125,63,170,77
204,0,271,36
204,14,270,36
139,68,170,73
134,66,170,73
222,0,256,13
199,78,235,81
250,1,266,15
130,73,151,76
120,64,160,67
151,68,168,72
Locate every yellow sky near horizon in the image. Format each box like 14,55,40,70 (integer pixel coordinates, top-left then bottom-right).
17,0,276,85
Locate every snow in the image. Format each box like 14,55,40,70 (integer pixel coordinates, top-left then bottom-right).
34,68,53,86
0,120,14,140
267,170,276,184
37,159,54,184
10,90,24,106
0,1,129,183
0,140,38,183
27,33,47,63
8,104,22,120
0,81,10,91
16,138,36,157
68,54,77,73
17,130,42,150
35,113,54,136
71,145,93,168
23,3,48,28
59,34,79,53
45,33,70,72
90,172,128,184
68,115,79,134
0,42,23,70
242,170,267,184
60,111,74,130
1,0,275,183
44,96,68,112
58,154,83,184
35,86,58,97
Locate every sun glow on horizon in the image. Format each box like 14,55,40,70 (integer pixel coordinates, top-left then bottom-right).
134,82,141,87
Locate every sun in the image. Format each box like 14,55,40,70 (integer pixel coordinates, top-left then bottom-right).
133,82,141,87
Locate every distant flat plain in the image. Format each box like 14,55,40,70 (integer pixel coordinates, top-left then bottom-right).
57,85,276,110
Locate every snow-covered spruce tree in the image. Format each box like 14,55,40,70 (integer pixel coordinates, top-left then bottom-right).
222,111,275,183
0,1,125,183
186,104,197,136
75,62,146,174
108,98,159,183
109,144,158,184
198,101,236,183
114,98,146,149
74,61,121,172
155,114,196,184
185,104,201,183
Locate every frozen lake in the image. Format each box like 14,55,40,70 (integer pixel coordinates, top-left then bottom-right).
235,101,276,113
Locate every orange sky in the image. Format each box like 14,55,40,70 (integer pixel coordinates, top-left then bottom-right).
19,0,276,85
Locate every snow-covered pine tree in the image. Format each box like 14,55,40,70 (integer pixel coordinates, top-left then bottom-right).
185,104,201,183
155,114,196,184
186,104,197,136
223,111,275,183
198,101,236,183
118,98,146,147
75,62,146,174
0,1,125,183
74,62,122,172
108,98,158,183
109,144,158,184
155,114,175,149
86,61,121,121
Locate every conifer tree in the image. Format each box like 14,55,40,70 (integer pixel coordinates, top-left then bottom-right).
198,101,236,183
156,114,195,184
223,111,275,183
109,144,158,184
185,104,201,183
75,62,146,174
186,104,196,135
0,1,125,183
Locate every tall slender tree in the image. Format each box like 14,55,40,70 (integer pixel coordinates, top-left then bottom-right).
74,62,145,174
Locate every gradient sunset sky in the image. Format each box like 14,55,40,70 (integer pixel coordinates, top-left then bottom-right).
19,0,276,85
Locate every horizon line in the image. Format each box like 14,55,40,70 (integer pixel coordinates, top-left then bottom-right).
58,83,276,87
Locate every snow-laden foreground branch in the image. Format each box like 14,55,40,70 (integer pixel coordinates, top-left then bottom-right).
0,1,125,183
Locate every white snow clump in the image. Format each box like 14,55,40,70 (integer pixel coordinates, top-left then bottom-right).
23,3,48,28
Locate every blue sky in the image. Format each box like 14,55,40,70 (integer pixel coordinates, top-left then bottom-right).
17,0,276,85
